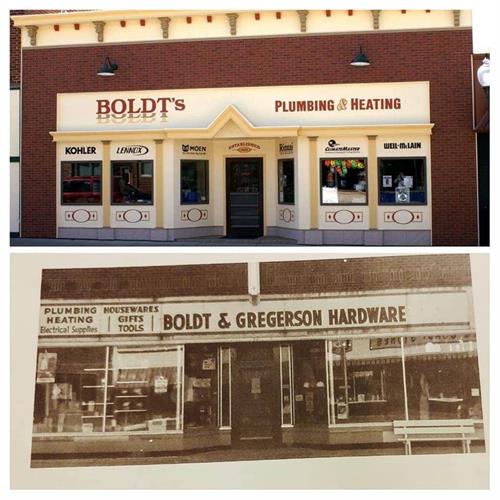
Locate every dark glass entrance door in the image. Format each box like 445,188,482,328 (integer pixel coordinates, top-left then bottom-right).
232,345,281,446
226,158,263,238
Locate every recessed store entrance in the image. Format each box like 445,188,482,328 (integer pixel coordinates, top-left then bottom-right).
231,344,281,446
225,158,263,238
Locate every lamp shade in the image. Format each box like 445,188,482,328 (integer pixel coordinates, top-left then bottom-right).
477,57,490,88
350,47,370,67
97,57,118,76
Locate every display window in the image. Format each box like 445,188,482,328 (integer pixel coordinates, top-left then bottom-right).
184,345,218,428
111,161,153,204
278,159,295,204
326,339,406,424
378,157,426,204
180,160,209,204
33,345,184,434
61,162,102,205
323,335,482,426
320,158,367,205
293,341,327,425
404,337,482,420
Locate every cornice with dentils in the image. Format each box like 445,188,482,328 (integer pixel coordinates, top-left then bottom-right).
12,10,288,26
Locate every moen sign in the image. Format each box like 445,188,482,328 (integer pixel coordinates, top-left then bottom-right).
57,81,430,131
38,292,470,336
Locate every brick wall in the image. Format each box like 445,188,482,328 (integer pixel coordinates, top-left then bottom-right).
41,263,248,299
10,11,24,86
21,29,477,244
260,254,471,294
40,255,470,300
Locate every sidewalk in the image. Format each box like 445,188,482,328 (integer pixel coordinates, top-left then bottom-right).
10,236,299,247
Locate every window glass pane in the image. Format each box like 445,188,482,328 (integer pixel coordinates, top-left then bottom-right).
218,347,232,428
403,334,482,420
321,158,367,204
110,346,183,432
330,339,406,424
33,347,107,433
112,161,153,204
280,345,293,425
184,345,218,428
278,159,295,204
293,341,327,424
61,162,102,204
379,158,426,204
181,160,208,204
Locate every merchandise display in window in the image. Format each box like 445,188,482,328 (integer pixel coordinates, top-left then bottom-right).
184,345,218,428
181,160,209,204
293,341,327,424
33,346,184,434
320,158,367,204
379,158,426,204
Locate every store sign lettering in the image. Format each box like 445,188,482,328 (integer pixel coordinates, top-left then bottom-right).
163,306,406,331
64,146,97,155
182,144,207,155
324,139,361,153
384,142,422,150
279,143,294,155
275,97,401,113
115,145,149,155
39,292,469,337
96,97,186,117
229,142,261,153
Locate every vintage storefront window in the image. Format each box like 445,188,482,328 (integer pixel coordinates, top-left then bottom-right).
184,345,218,428
293,341,327,424
278,159,295,204
111,161,153,204
378,158,426,204
61,162,102,205
180,160,209,204
403,335,482,420
320,158,367,204
33,345,184,434
326,339,406,425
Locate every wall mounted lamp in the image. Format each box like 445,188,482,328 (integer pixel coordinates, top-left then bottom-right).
477,57,490,100
97,57,118,76
350,47,370,67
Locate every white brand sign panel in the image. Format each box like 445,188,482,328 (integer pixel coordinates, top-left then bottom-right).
39,292,469,336
57,82,430,131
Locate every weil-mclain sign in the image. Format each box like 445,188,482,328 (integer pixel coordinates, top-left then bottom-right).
39,292,470,336
57,81,430,132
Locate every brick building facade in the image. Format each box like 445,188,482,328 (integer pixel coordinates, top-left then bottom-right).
31,254,485,462
13,10,478,245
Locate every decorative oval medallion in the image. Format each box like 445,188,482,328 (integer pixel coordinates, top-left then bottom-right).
391,210,415,225
72,209,91,223
187,208,203,222
282,208,293,223
123,209,143,223
333,209,355,225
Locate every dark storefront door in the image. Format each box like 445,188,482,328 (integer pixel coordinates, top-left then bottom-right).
226,158,263,238
232,344,281,446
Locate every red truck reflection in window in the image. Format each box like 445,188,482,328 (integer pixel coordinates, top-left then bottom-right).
62,176,101,204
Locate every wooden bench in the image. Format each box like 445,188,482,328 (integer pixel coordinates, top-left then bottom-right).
393,419,475,455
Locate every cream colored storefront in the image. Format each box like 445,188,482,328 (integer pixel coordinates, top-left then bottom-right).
53,81,433,244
